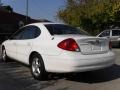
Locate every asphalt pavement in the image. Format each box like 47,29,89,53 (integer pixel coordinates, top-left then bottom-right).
0,49,120,90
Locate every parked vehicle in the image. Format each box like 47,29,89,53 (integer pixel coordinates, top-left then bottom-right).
1,23,115,80
97,29,120,47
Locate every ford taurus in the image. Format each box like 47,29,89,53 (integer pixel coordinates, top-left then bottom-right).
1,23,115,80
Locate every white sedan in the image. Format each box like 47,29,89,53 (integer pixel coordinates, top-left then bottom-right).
1,22,115,80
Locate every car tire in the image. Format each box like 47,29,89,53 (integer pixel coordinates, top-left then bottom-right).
2,47,8,62
30,53,47,80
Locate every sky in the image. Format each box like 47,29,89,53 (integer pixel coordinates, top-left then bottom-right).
1,0,65,22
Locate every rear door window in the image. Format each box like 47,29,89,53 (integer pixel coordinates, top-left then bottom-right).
11,26,41,40
21,26,41,39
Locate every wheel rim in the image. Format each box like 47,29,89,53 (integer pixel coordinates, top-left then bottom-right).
2,49,6,61
32,57,41,76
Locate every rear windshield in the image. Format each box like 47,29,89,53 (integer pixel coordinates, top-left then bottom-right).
45,24,88,35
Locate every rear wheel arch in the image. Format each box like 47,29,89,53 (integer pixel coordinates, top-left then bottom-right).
29,52,48,80
29,51,44,65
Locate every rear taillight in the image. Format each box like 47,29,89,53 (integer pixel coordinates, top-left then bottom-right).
57,38,80,51
109,41,112,50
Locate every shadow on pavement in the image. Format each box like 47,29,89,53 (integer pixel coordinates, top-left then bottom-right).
43,64,120,84
64,64,120,83
1,58,120,84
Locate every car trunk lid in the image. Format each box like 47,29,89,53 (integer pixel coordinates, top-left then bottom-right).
76,37,109,55
54,35,109,55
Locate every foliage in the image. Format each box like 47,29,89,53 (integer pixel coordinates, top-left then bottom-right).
57,0,120,35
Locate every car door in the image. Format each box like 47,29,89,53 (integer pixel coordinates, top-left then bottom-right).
5,29,23,59
15,26,41,64
111,30,120,45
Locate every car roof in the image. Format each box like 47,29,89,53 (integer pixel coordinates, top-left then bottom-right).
27,22,63,26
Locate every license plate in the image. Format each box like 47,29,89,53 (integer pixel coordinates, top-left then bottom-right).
92,45,101,50
92,41,101,50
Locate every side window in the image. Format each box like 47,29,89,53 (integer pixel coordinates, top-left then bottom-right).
21,26,41,40
34,26,41,38
99,30,110,37
11,30,24,40
11,26,41,40
112,30,120,36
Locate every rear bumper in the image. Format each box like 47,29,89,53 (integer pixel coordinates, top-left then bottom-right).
43,51,115,73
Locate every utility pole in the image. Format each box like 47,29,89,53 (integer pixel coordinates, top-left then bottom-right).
0,0,2,7
26,0,28,24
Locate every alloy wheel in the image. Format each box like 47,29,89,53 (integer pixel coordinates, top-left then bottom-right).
31,57,41,77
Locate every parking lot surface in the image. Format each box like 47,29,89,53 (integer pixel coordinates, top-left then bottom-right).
0,49,120,90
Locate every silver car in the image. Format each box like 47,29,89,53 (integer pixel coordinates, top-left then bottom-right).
97,29,120,47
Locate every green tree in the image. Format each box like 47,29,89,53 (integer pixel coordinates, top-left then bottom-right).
57,0,120,35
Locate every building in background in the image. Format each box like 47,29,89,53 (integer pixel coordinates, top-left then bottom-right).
0,5,50,43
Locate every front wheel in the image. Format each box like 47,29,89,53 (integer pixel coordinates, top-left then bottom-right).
30,53,47,80
2,48,8,62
